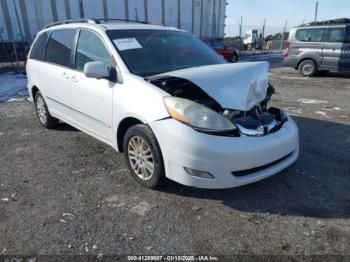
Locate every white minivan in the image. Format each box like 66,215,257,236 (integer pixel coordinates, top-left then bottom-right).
26,19,299,189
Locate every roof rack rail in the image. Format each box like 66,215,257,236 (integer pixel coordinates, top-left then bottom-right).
94,18,149,25
299,18,350,27
44,19,98,29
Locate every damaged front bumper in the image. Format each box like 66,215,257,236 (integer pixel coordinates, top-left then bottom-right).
149,116,299,189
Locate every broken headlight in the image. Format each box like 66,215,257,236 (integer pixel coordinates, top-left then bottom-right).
163,96,237,133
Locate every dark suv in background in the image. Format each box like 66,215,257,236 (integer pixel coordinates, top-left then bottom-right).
284,18,350,77
203,38,239,63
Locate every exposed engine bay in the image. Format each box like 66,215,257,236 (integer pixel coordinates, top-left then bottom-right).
148,76,287,137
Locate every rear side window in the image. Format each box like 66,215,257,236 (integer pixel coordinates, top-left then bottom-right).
30,32,48,60
212,40,225,49
45,29,76,67
295,28,326,42
74,30,113,71
326,27,345,43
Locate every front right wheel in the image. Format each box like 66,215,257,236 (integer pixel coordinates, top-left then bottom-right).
123,124,165,188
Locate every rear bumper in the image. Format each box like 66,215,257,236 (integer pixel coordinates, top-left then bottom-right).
150,116,299,189
283,57,298,68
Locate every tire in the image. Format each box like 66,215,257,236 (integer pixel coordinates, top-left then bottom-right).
299,59,317,77
34,91,59,129
230,54,238,63
123,124,165,188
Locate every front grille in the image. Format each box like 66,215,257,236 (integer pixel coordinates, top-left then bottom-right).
231,151,294,177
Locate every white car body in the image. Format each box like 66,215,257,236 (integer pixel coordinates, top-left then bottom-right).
26,20,299,189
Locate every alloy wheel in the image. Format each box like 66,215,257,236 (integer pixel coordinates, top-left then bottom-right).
302,63,313,75
127,136,155,180
36,96,47,125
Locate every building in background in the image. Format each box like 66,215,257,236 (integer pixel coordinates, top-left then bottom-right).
0,0,227,42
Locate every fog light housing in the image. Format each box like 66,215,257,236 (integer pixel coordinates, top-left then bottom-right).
184,167,214,179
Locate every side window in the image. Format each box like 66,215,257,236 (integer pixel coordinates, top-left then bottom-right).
345,27,350,43
45,29,76,67
75,30,113,71
30,32,48,60
326,28,345,43
212,41,225,49
295,28,326,42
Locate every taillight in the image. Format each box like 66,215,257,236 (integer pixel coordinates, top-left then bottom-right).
24,56,28,67
284,41,290,58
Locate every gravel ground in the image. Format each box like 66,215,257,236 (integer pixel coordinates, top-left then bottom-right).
0,67,349,259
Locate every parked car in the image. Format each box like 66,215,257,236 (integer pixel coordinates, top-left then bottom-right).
26,19,299,189
284,18,350,77
202,38,239,62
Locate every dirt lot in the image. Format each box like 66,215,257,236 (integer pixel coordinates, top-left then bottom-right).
0,67,349,259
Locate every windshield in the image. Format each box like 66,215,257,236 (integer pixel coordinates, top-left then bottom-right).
107,29,226,77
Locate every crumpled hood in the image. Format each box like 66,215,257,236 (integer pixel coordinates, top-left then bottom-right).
159,62,269,111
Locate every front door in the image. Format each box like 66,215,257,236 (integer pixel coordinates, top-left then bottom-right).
69,29,116,142
321,27,346,70
339,26,350,71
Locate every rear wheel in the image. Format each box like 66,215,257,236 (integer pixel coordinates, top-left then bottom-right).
123,124,165,188
34,91,59,128
230,54,238,63
299,59,317,77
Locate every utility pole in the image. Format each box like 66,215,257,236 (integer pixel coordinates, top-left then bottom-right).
238,16,243,54
261,18,266,52
280,19,288,50
314,1,319,22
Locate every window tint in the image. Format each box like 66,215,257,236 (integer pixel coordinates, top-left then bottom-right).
295,28,326,42
45,29,76,66
75,30,113,71
30,32,48,60
326,28,345,42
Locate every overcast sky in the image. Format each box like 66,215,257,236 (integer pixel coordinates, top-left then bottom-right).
224,0,350,36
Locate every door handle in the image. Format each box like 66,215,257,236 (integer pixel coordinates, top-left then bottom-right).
70,75,78,82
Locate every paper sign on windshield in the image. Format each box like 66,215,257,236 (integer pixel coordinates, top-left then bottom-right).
113,38,142,51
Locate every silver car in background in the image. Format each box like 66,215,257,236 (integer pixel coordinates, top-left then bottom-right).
284,18,350,77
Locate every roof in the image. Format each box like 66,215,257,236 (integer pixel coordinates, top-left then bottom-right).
43,18,181,32
298,18,350,27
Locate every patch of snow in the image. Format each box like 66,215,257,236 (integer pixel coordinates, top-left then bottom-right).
6,97,27,102
314,111,330,118
323,106,341,111
297,98,328,104
285,107,303,115
0,72,28,102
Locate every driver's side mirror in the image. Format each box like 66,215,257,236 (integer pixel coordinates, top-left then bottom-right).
84,61,110,79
